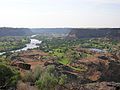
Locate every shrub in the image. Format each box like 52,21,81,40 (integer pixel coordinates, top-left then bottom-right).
33,66,42,82
0,63,20,89
22,71,33,82
35,65,67,90
36,72,58,90
17,81,29,90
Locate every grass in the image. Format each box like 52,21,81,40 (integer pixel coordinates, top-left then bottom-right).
70,66,87,72
49,48,70,65
58,57,69,65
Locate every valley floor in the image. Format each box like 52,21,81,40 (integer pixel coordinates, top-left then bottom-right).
0,36,120,90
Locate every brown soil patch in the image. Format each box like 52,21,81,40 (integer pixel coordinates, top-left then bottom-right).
27,61,46,70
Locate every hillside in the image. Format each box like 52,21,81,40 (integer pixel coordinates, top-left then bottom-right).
0,27,32,36
31,28,71,35
67,28,120,40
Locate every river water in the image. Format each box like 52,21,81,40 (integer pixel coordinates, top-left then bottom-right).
0,35,42,55
89,48,106,53
15,39,42,52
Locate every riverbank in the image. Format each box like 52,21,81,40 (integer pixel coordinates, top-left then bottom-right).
0,36,42,55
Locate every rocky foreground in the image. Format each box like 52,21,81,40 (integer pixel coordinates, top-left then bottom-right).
11,49,120,90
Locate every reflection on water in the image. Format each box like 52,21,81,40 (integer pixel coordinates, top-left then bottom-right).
0,52,5,55
0,38,42,55
31,34,38,38
89,48,106,53
15,39,42,52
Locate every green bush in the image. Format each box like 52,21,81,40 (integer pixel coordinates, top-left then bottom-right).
58,74,67,85
33,66,42,81
22,66,42,83
22,71,33,82
35,65,67,90
36,72,58,90
0,63,20,89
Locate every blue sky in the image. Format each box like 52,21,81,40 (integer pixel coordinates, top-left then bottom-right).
0,0,120,28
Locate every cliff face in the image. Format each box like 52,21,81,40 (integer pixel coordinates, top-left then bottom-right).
31,28,71,34
68,28,120,40
0,27,32,36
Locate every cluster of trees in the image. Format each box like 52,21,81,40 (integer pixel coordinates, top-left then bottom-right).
39,37,119,53
38,38,94,73
0,36,30,52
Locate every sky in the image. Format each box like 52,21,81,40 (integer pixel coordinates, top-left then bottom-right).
0,0,120,28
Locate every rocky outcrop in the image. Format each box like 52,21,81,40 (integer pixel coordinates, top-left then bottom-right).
80,82,120,90
57,81,120,90
11,60,31,70
44,54,120,84
101,61,120,82
67,28,120,40
112,51,120,60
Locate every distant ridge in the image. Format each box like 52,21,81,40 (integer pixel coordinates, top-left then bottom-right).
1,27,120,39
0,27,32,36
67,28,120,40
31,28,71,34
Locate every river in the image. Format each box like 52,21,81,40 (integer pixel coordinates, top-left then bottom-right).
14,39,42,52
0,35,42,55
89,48,106,53
0,35,106,55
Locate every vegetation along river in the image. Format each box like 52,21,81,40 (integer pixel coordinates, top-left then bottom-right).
0,35,42,55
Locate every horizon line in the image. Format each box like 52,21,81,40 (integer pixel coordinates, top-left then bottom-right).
0,27,120,29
